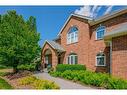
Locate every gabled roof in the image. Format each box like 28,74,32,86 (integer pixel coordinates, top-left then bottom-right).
57,13,93,36
42,40,65,52
104,23,127,40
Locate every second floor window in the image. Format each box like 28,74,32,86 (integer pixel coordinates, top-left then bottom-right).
96,26,106,40
67,26,78,44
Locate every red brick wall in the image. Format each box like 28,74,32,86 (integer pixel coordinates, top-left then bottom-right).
89,13,127,73
41,13,127,79
60,17,90,65
112,35,127,79
41,43,58,69
58,13,127,74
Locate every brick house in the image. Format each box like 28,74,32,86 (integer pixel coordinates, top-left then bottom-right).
41,8,127,79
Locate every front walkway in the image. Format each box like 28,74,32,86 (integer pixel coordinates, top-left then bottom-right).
33,71,96,89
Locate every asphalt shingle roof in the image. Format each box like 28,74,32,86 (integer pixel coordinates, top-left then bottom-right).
46,40,65,52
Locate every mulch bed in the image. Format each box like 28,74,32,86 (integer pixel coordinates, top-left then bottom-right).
3,71,34,89
6,70,33,80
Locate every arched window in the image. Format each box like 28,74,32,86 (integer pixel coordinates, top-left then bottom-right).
96,52,106,66
67,53,78,64
96,26,106,40
67,26,78,44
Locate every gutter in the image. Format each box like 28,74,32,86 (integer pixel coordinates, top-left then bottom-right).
109,41,112,74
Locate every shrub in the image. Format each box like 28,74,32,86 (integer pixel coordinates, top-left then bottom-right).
18,76,60,89
19,76,36,85
33,79,59,89
50,70,127,89
0,65,11,69
56,64,86,72
50,71,61,77
17,64,36,71
107,77,127,89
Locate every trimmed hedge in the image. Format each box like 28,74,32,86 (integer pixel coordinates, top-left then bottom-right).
56,64,86,72
50,70,127,89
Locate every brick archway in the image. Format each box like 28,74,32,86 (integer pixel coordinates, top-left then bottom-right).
41,42,58,70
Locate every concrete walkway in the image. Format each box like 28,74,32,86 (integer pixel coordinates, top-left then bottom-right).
33,72,96,89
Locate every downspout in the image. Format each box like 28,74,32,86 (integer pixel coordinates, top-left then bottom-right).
109,41,112,74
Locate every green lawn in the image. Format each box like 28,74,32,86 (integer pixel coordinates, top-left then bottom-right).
0,77,13,89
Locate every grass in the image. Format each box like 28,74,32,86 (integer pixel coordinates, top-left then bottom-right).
0,77,13,89
0,66,13,89
0,72,9,77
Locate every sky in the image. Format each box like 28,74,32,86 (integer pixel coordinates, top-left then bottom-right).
0,6,126,47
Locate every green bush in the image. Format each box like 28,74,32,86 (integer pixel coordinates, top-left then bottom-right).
18,76,60,89
56,64,86,72
19,76,37,85
17,64,36,71
0,65,12,69
50,70,127,89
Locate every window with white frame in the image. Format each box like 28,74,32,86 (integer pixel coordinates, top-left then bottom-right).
96,26,106,40
67,26,78,44
96,53,106,66
67,54,78,65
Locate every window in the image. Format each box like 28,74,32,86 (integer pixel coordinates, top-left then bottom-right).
67,26,78,44
96,26,106,40
96,53,106,66
67,54,78,64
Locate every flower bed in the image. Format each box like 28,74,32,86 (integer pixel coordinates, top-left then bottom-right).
18,76,60,89
50,70,127,89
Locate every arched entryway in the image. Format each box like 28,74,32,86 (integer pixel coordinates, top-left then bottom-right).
41,40,65,70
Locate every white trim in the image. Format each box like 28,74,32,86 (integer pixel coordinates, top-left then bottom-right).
41,40,55,50
57,14,92,36
96,26,106,40
67,27,78,44
89,8,127,26
67,54,78,65
95,53,106,66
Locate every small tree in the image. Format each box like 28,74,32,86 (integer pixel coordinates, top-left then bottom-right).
0,10,40,72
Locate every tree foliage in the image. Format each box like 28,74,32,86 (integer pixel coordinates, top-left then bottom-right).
0,10,40,72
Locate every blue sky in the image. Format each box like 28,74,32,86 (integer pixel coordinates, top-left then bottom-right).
0,6,126,47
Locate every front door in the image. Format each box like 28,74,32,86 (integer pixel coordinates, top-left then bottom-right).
45,55,52,68
45,56,48,68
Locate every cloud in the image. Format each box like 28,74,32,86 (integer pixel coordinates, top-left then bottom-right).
74,6,102,19
74,6,91,17
74,6,114,19
92,6,102,18
104,6,113,15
